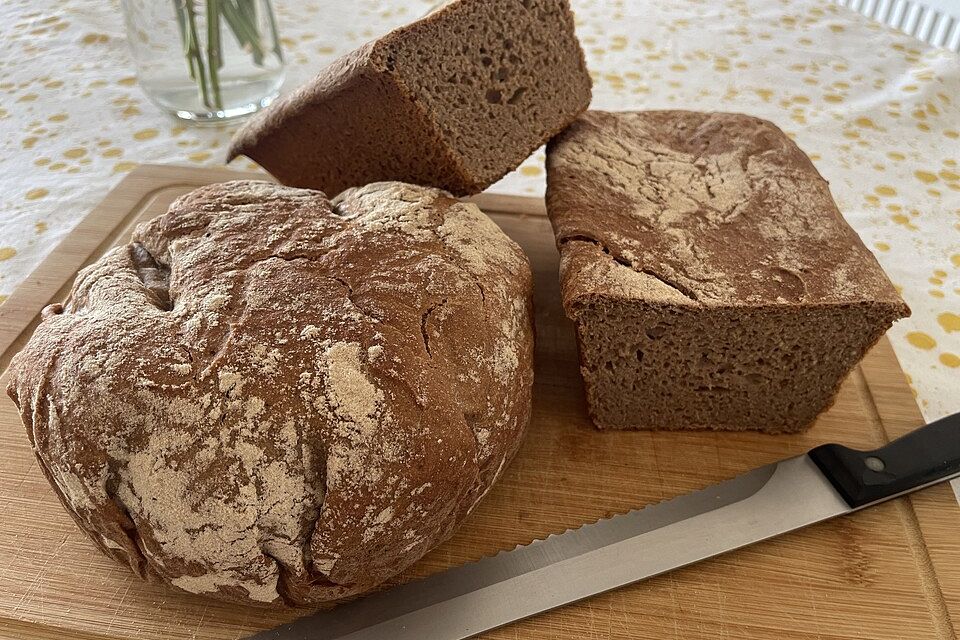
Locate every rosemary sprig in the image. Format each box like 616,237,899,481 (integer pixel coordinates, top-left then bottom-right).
265,0,283,62
206,0,223,109
221,0,266,65
182,0,212,108
172,1,191,77
172,0,280,113
242,0,265,66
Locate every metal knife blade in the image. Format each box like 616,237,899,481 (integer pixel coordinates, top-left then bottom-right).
250,412,960,640
251,456,847,640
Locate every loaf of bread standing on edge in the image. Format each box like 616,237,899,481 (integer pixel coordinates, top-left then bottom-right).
6,180,534,606
227,0,592,196
546,110,910,432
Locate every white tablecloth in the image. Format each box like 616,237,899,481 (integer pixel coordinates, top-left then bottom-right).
1,0,957,419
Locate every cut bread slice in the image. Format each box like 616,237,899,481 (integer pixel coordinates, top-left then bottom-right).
228,0,592,196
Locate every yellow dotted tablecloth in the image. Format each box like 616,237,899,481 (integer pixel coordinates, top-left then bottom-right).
1,0,957,419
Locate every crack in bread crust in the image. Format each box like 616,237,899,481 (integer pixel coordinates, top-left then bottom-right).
5,179,534,606
547,110,910,308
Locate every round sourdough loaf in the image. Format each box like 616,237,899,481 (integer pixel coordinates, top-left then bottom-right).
6,180,534,606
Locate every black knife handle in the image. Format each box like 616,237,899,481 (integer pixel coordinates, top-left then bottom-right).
809,412,960,509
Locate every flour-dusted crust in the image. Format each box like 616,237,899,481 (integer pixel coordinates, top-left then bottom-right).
6,180,534,606
548,110,907,308
546,111,909,432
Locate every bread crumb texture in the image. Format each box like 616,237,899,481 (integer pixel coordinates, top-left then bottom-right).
6,180,534,606
227,0,591,196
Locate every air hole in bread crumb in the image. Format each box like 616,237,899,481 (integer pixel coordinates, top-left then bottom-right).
507,87,527,104
646,325,667,340
485,89,502,104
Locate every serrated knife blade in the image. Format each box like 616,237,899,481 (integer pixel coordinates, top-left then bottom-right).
250,412,960,640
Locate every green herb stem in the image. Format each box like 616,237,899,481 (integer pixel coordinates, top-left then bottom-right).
174,0,280,113
222,0,266,65
266,1,283,62
172,0,193,78
183,0,212,109
206,0,224,109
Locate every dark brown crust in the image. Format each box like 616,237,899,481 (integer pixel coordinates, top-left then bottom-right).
546,111,910,432
6,180,534,606
548,110,910,309
227,44,478,196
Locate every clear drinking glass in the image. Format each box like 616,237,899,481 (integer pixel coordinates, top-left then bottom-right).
121,0,285,123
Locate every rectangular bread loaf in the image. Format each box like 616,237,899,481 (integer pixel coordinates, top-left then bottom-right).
228,0,592,196
546,110,910,432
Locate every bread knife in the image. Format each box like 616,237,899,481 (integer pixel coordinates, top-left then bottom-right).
249,412,960,640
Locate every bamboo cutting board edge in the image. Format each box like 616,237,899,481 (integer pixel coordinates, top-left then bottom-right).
0,164,957,640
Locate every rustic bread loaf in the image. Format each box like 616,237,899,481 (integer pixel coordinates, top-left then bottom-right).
6,180,534,606
546,110,909,432
227,0,592,196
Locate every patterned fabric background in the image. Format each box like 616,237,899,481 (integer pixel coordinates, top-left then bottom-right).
0,0,958,419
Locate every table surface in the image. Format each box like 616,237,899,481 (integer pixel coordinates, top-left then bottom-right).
0,0,958,421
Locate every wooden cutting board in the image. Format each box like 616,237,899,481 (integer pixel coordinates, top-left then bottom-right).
1,164,958,640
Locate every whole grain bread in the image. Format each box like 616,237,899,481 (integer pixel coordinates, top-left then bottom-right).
546,110,910,432
227,0,592,196
6,180,534,606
